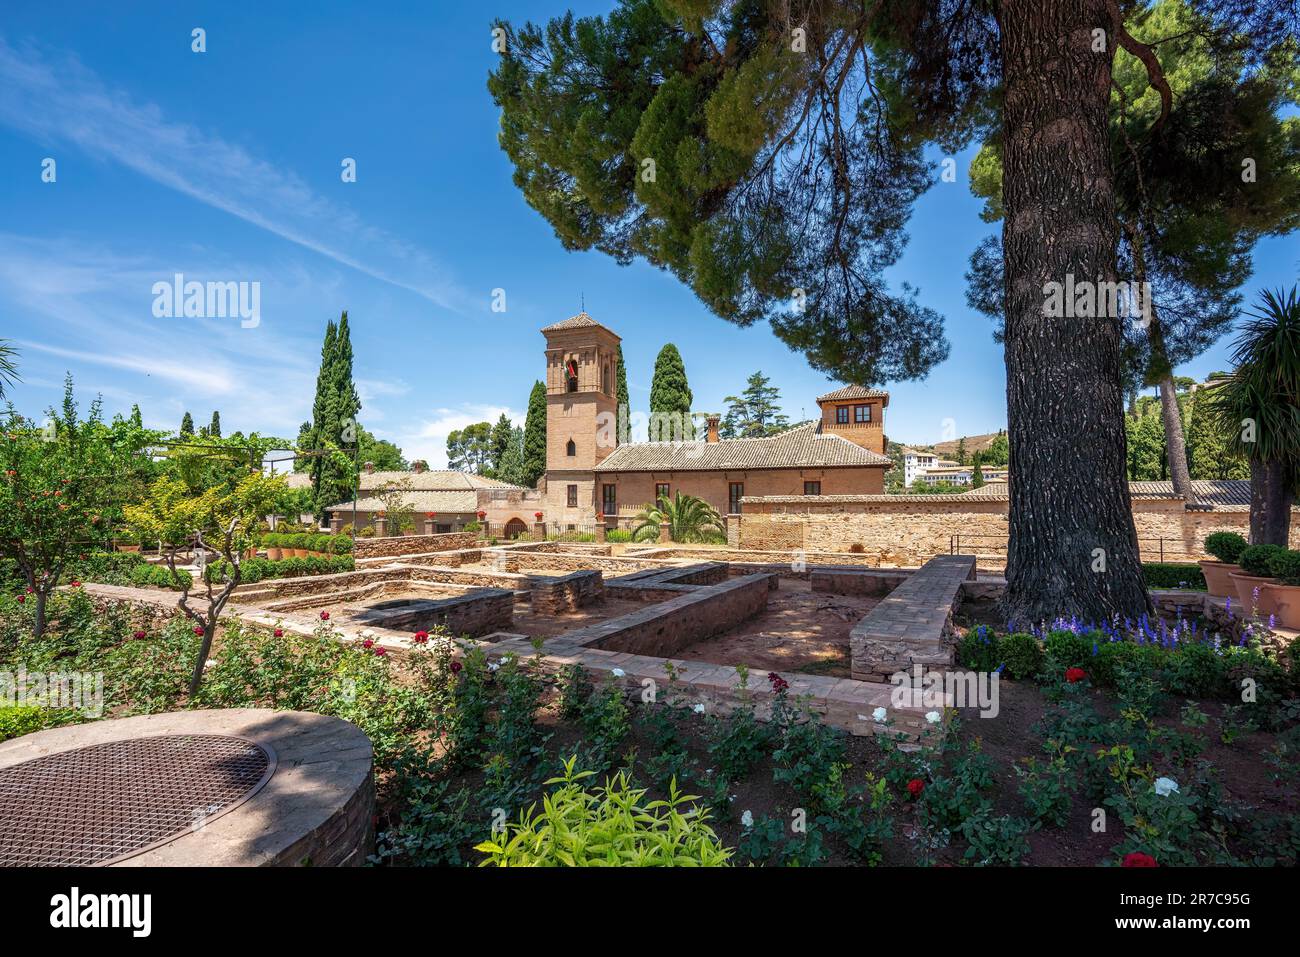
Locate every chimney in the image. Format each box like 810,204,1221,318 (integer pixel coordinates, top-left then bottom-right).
706,414,721,443
363,461,375,474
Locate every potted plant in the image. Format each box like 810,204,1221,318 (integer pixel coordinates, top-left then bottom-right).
1262,550,1300,629
292,532,310,558
114,528,141,553
264,532,282,561
1199,532,1247,598
1229,543,1284,614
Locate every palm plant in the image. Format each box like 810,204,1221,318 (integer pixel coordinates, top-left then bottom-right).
1207,286,1300,545
0,341,18,399
632,492,725,544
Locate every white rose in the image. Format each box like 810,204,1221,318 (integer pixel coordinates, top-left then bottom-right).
693,703,706,714
872,707,888,722
1154,777,1180,796
740,810,754,828
925,711,942,724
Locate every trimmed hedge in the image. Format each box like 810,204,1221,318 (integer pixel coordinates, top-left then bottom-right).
1142,562,1206,591
206,554,355,584
260,532,353,555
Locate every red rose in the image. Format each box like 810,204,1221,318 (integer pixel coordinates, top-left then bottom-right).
362,639,374,649
907,778,925,799
374,647,387,657
1065,667,1088,684
273,628,284,638
413,630,429,644
320,611,330,621
1122,852,1158,867
193,626,204,636
70,580,81,588
133,630,146,640
450,660,463,674
17,595,25,604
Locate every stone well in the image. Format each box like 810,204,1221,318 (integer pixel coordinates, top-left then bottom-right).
0,708,374,867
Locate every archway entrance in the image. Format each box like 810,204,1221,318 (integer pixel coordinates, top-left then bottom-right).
503,518,528,539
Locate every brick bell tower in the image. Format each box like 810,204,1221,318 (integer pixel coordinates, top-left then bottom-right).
540,312,621,524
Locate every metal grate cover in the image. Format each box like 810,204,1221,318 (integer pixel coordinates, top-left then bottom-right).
0,734,275,866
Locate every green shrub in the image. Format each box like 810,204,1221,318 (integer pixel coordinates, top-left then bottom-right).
1143,563,1206,591
1267,549,1300,587
1239,544,1284,578
957,625,999,672
1204,532,1248,565
474,757,731,866
998,632,1043,680
128,563,191,590
462,521,481,534
0,705,80,742
605,529,632,543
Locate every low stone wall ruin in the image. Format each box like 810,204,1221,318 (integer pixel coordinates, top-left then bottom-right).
530,570,604,614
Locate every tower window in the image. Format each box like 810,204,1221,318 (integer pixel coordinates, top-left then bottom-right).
565,358,579,392
566,439,576,457
854,405,871,423
566,484,578,508
602,363,611,394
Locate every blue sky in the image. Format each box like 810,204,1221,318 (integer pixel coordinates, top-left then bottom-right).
0,2,1294,466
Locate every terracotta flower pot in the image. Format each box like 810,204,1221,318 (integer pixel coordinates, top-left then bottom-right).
1229,571,1278,616
1263,584,1300,630
115,544,141,553
1198,561,1240,599
266,548,282,561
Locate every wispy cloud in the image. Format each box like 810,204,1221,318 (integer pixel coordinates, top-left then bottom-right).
0,36,469,311
399,404,523,468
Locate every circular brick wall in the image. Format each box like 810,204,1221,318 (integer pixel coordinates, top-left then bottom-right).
0,709,374,867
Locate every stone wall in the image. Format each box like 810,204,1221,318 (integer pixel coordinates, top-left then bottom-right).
560,574,774,658
353,588,515,637
530,570,604,613
354,531,478,559
811,567,911,596
736,495,1300,568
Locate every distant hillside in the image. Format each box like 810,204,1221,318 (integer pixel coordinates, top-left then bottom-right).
933,432,1003,458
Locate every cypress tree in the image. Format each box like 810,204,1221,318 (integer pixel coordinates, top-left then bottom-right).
615,343,630,445
649,344,692,441
488,413,513,476
521,380,547,488
307,320,339,514
208,410,221,438
179,412,194,436
313,312,362,519
498,425,526,487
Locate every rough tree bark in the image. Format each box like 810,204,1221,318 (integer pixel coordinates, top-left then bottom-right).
997,0,1152,625
1250,459,1295,546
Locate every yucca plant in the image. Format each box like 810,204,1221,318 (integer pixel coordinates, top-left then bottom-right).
475,756,731,867
1207,286,1300,545
631,491,725,544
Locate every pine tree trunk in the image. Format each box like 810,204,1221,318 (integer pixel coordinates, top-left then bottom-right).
1249,459,1294,546
1157,374,1197,502
997,0,1151,625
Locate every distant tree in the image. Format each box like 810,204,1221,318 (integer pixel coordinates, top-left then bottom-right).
615,344,630,445
971,458,985,489
497,425,527,487
447,422,495,474
721,371,789,438
180,412,194,436
488,414,513,475
356,426,406,471
984,432,1009,468
955,438,968,466
207,410,221,438
373,478,417,536
0,340,18,398
1126,402,1168,480
521,381,547,488
1186,386,1248,480
649,344,693,441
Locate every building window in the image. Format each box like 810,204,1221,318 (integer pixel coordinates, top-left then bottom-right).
602,484,617,516
836,406,850,424
655,482,670,503
566,438,576,457
602,363,611,395
566,484,578,508
565,358,579,392
804,481,822,495
728,482,744,514
854,404,871,423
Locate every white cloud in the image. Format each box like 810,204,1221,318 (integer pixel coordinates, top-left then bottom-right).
0,36,469,312
398,404,524,468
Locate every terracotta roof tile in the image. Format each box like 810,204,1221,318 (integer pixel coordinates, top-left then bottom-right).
594,422,891,472
816,384,890,403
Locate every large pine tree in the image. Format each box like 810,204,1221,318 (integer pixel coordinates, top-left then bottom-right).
487,0,1296,623
721,371,789,438
521,381,547,488
649,343,692,441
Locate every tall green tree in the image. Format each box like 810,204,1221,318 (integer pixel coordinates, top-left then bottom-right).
721,371,789,438
1186,386,1248,480
488,413,514,475
616,343,630,445
497,425,527,487
179,411,194,436
649,343,693,441
1206,286,1300,545
357,426,406,471
967,0,1300,506
304,313,363,520
208,410,222,438
521,381,547,488
488,0,1294,624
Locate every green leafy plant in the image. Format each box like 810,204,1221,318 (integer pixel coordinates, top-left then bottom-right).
1266,549,1300,586
631,492,724,544
1204,532,1248,565
998,632,1043,680
1239,543,1284,578
475,756,731,866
